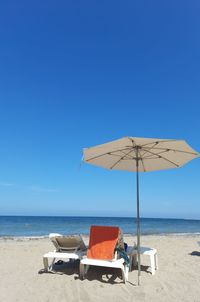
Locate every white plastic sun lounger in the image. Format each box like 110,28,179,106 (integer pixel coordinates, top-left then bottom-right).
43,233,87,272
80,252,129,283
80,226,129,283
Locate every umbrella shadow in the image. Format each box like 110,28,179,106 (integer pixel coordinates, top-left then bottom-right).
132,264,152,275
189,251,200,257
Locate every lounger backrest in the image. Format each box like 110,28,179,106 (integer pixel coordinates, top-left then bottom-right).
87,225,120,260
51,235,86,252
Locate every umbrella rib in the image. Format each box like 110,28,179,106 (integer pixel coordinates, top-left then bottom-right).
120,151,135,159
142,148,180,167
85,147,132,162
140,139,176,147
141,142,160,157
109,149,135,170
108,153,132,159
129,138,198,156
143,146,199,156
143,150,171,159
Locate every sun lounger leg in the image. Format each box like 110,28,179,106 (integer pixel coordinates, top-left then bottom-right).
79,263,85,279
121,266,127,283
132,254,137,267
129,256,132,272
129,253,137,271
155,253,158,270
125,265,129,281
43,257,49,272
150,254,155,275
50,258,56,270
121,268,126,283
43,256,57,272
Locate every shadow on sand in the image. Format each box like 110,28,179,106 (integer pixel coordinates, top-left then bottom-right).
189,251,200,257
38,260,151,286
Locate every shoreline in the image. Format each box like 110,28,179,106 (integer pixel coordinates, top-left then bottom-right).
1,232,200,241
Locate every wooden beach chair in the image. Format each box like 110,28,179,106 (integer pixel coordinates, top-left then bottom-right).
80,225,129,283
43,233,87,272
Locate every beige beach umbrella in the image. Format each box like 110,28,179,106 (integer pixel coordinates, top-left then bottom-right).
83,137,199,285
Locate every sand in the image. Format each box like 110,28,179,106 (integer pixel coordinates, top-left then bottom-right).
0,235,200,302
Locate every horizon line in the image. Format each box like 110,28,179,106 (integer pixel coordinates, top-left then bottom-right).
0,214,199,221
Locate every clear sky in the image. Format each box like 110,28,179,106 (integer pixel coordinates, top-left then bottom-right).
0,1,200,219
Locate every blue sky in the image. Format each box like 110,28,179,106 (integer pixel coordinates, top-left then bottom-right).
0,0,200,219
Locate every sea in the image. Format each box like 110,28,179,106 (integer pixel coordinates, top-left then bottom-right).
0,216,200,238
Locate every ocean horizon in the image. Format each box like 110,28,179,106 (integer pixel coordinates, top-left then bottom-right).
0,215,200,238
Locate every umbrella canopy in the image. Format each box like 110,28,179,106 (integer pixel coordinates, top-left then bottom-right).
83,137,199,172
83,137,199,285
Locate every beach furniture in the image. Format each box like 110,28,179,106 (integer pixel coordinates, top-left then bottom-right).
129,246,158,275
80,225,129,283
43,233,87,272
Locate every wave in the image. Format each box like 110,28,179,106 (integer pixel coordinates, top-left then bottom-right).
1,232,200,241
0,235,49,241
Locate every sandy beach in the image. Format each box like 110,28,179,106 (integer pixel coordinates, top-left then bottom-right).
0,235,199,302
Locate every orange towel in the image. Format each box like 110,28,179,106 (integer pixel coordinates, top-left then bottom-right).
87,225,119,260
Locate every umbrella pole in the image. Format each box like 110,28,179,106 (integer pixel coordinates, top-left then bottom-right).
136,156,141,286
